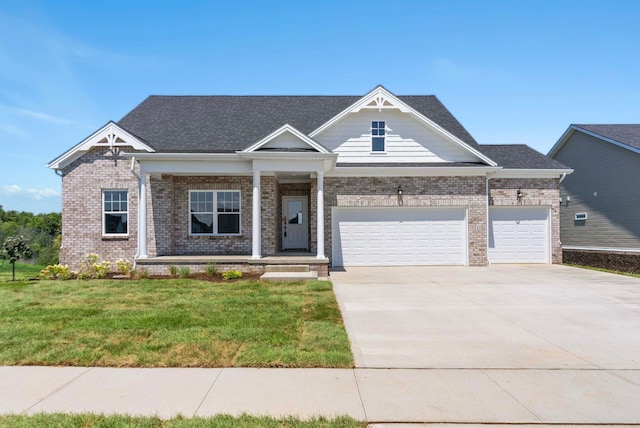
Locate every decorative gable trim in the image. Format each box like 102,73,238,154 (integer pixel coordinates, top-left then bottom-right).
47,121,155,169
548,125,640,158
242,124,332,154
310,85,497,166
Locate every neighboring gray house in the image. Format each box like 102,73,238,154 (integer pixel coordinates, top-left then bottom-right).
48,86,570,275
548,124,640,271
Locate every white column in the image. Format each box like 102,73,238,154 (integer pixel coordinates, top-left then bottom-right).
138,172,148,258
316,171,325,259
251,170,261,259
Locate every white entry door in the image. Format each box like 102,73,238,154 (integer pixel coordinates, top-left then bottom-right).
488,207,550,263
282,196,309,250
332,207,467,266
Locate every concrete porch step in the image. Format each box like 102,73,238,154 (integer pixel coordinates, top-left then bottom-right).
265,264,310,273
260,271,318,281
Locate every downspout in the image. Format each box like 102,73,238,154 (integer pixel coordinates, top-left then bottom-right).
559,172,567,184
485,171,497,266
55,169,63,249
130,157,140,269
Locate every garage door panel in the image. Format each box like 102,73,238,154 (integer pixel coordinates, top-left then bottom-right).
489,207,549,264
332,208,467,267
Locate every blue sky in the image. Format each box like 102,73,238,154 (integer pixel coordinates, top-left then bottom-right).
1,0,638,213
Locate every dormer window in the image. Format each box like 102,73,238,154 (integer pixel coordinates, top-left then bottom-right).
371,121,385,152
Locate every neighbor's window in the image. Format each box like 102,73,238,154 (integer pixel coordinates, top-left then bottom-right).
103,190,128,235
371,121,385,152
190,190,241,235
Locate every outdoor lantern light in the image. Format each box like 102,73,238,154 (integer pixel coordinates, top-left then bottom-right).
517,189,522,200
397,185,403,196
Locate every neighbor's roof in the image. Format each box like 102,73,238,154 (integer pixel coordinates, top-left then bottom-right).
117,95,478,153
573,124,640,151
479,145,570,170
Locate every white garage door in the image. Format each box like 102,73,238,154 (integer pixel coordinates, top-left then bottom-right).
332,207,467,267
489,207,550,263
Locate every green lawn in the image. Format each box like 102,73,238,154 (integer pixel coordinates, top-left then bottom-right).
0,278,353,368
0,414,365,427
0,261,43,282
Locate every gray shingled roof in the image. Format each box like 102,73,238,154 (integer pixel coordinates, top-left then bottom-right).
117,95,477,153
573,124,640,151
479,145,570,169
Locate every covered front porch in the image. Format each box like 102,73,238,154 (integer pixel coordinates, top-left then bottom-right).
127,135,337,269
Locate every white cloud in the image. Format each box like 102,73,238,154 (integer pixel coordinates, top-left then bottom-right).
0,104,74,126
1,185,60,200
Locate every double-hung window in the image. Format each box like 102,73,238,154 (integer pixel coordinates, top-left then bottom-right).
190,190,241,235
103,190,128,235
371,121,386,152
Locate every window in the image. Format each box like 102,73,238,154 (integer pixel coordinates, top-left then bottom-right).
190,190,240,235
103,190,128,235
371,121,385,152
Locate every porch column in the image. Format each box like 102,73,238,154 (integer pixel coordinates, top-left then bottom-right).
251,170,261,259
316,171,325,259
138,172,148,258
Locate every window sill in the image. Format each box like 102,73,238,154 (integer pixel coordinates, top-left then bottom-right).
189,234,242,238
102,235,129,241
370,152,387,155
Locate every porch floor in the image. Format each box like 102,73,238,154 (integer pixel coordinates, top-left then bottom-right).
136,254,329,265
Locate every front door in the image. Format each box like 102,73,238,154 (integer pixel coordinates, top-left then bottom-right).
282,196,309,250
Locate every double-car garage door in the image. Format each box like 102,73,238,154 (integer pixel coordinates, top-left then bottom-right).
332,207,467,266
331,206,550,266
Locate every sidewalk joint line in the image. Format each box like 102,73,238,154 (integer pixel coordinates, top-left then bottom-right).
352,368,369,422
23,366,94,415
192,368,223,417
482,369,543,423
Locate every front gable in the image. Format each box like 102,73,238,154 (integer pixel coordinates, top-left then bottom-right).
310,86,495,166
48,121,154,170
242,124,331,154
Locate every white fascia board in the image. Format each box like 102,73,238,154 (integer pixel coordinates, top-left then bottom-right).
494,168,574,179
242,124,332,154
309,86,497,167
549,125,640,157
328,166,502,177
47,121,154,169
547,125,575,157
236,152,338,161
124,153,240,161
253,159,328,173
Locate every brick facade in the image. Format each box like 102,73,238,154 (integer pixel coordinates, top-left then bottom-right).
60,147,140,269
60,149,562,269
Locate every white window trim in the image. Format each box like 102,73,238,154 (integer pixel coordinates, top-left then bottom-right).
102,189,129,237
189,190,242,236
371,120,386,153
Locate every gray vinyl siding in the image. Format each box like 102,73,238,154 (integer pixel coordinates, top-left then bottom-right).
553,132,640,249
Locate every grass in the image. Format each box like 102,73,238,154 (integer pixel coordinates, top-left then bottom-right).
0,413,365,427
0,261,44,283
0,278,353,368
566,263,640,278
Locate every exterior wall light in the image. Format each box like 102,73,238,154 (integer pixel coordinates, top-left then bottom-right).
397,184,403,206
517,188,522,205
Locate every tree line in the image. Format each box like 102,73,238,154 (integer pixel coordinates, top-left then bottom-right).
0,205,61,265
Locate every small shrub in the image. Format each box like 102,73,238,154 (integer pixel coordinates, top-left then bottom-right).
205,263,218,276
93,261,110,279
222,269,242,280
115,259,132,275
168,264,178,277
179,266,190,278
132,267,149,279
77,271,93,280
47,264,75,280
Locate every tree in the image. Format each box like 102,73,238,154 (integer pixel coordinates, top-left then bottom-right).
2,235,33,281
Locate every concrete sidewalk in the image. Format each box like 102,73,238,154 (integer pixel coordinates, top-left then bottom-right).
3,366,640,424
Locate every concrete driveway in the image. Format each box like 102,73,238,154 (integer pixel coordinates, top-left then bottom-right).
331,264,640,369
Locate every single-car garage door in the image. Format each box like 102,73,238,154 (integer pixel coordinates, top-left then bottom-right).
332,207,467,267
488,206,550,263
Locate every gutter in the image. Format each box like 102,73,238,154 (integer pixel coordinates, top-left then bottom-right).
485,171,497,266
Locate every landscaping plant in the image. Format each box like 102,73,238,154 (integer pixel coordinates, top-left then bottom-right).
2,235,33,281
